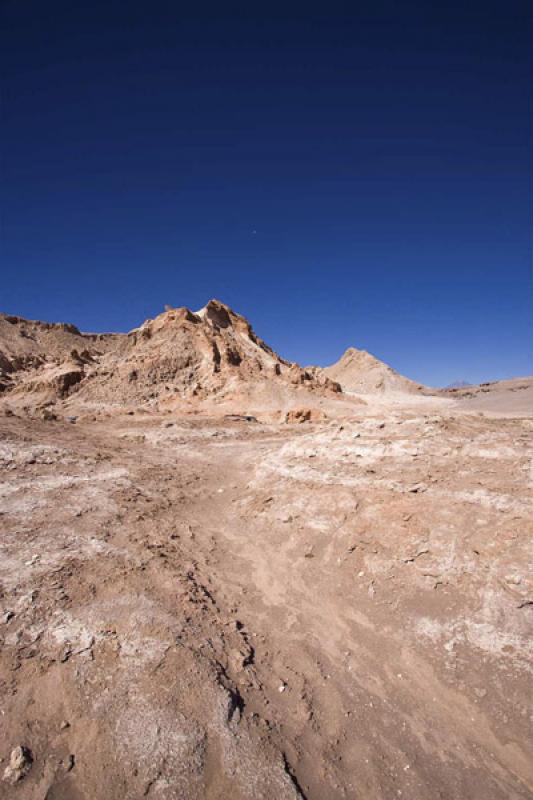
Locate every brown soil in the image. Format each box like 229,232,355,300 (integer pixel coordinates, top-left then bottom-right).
1,397,532,799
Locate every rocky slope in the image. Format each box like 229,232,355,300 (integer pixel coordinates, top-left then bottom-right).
322,346,426,395
0,313,119,397
0,302,343,417
75,300,342,413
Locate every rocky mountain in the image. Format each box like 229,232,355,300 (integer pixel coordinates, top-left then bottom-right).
322,346,426,395
0,301,343,416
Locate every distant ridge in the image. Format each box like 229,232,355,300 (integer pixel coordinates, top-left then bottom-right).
446,380,471,389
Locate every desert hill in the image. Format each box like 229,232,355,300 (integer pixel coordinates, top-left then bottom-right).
322,346,426,395
74,300,344,414
442,375,533,415
0,301,344,417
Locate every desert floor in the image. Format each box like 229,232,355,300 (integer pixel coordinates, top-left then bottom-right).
1,397,532,799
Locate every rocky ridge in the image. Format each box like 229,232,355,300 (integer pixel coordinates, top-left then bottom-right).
0,301,342,416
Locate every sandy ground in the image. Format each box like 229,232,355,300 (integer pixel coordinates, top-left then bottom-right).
0,397,532,799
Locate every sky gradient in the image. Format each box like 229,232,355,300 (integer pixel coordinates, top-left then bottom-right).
1,1,531,386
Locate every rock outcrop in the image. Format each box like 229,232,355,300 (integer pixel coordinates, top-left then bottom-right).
0,301,343,414
0,313,118,398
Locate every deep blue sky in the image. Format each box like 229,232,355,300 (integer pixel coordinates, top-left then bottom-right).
1,1,531,385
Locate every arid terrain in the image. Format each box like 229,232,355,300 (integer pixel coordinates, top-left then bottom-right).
0,303,532,799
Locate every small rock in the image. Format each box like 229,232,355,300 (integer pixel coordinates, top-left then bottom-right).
406,483,427,493
2,746,33,784
60,720,70,730
284,408,327,424
278,683,287,693
1,610,14,624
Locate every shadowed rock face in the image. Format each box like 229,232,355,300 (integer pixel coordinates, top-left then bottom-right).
204,299,233,329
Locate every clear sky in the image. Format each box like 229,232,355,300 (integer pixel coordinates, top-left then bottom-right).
1,1,531,386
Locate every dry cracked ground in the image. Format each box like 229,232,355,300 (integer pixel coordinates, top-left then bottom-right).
0,401,532,799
